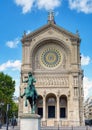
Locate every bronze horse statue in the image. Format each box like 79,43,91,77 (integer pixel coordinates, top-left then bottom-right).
21,72,38,114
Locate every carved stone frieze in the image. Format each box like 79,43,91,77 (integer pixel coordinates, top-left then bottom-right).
35,76,69,87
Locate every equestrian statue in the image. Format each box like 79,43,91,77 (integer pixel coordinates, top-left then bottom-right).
21,72,38,114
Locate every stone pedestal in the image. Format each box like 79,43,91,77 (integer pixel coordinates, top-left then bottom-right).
20,113,41,130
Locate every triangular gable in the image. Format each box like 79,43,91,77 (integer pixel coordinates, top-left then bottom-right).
22,23,80,42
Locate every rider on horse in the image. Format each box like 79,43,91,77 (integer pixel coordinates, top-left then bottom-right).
21,72,38,113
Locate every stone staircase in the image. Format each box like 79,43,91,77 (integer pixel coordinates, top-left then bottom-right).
41,126,92,130
7,125,92,130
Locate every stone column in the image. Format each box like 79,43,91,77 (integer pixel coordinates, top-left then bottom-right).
43,95,46,120
57,94,60,121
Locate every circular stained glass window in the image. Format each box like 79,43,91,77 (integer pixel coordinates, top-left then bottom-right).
40,48,62,68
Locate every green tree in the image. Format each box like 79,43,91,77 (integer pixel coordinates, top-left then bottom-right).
9,101,18,118
0,72,18,123
0,72,15,104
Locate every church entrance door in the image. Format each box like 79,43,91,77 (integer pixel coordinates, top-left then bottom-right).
48,106,55,118
60,107,66,118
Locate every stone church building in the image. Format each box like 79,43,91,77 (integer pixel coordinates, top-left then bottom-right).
19,12,84,127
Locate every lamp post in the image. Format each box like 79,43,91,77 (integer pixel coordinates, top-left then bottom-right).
0,112,2,129
6,104,10,130
0,102,4,129
0,109,2,129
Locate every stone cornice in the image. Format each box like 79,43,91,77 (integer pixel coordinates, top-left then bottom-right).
69,69,84,75
19,113,41,119
22,42,30,46
33,70,71,75
70,38,81,46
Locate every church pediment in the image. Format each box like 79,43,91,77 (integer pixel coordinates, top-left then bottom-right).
21,23,80,43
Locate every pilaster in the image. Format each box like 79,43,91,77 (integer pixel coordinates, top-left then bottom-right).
43,92,46,121
57,91,60,121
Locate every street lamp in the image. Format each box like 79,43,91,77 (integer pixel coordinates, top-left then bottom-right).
58,123,59,130
0,102,4,129
6,104,10,130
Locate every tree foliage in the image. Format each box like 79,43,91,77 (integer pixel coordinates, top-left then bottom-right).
9,101,18,118
0,72,15,103
0,72,18,121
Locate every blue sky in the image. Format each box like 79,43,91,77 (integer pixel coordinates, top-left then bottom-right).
0,0,92,100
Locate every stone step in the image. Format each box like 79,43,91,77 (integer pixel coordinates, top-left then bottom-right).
41,126,91,130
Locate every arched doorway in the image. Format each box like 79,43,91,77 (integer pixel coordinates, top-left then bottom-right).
59,95,67,118
37,95,43,118
46,94,56,119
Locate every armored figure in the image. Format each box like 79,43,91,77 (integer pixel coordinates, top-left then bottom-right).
21,72,38,114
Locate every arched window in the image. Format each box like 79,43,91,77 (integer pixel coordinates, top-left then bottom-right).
47,97,56,104
60,98,67,106
60,95,67,118
46,94,56,119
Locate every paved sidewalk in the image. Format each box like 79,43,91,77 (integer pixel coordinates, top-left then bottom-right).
0,125,92,130
41,126,92,130
0,125,19,130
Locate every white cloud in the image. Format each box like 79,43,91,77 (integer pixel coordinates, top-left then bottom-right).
81,54,90,66
0,60,21,71
6,38,20,48
37,0,61,10
14,78,20,97
14,0,35,14
68,0,92,14
26,30,31,34
14,0,61,14
14,86,19,97
14,0,92,14
83,76,92,99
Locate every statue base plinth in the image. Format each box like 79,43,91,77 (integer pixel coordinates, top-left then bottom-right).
20,113,41,130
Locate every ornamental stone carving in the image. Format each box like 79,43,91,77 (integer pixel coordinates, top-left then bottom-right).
35,76,69,87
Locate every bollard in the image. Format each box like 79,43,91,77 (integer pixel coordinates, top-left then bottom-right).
72,125,73,130
86,125,89,130
58,123,59,130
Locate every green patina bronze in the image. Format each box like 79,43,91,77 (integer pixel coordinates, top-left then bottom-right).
21,72,38,114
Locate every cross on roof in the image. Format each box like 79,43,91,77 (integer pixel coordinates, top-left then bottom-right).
48,10,56,24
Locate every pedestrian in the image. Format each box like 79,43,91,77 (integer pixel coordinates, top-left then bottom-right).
12,116,17,128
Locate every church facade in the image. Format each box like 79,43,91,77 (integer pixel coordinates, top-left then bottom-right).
19,12,84,126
